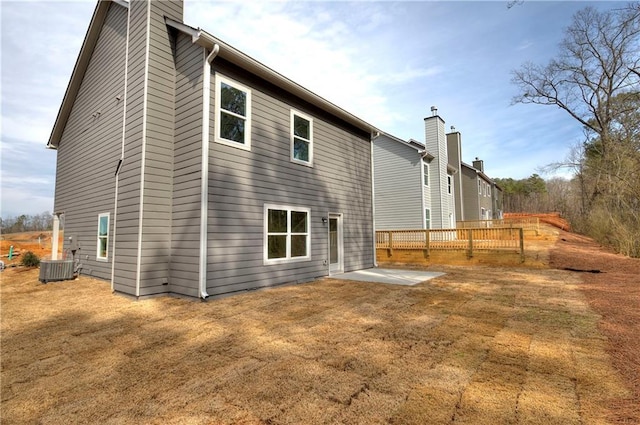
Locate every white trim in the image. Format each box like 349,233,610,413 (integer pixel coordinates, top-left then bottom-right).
214,73,252,151
112,0,129,9
97,212,110,261
263,204,311,265
135,0,151,297
111,2,131,291
52,214,60,261
290,109,313,166
422,160,429,186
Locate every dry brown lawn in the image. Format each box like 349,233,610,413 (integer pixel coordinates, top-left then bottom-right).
1,228,634,424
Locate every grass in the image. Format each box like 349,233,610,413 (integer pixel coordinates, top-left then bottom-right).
1,259,629,424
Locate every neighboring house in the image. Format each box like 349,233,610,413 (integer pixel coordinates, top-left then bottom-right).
373,107,456,230
447,130,503,220
47,0,378,299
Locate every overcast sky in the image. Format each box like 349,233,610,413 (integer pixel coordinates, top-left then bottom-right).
0,0,626,218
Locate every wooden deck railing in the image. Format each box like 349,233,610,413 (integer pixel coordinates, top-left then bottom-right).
376,227,524,262
456,217,539,233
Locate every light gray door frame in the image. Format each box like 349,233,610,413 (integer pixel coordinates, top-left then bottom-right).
328,213,343,275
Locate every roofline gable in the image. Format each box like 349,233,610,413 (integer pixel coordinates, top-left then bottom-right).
47,0,129,149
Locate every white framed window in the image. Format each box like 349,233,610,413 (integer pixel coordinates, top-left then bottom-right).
291,110,313,166
488,184,492,197
478,180,482,195
481,207,486,219
447,175,452,194
97,213,109,261
214,74,252,150
425,208,431,229
264,204,311,264
422,161,429,186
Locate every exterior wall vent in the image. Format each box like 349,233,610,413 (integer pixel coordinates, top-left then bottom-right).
39,260,74,283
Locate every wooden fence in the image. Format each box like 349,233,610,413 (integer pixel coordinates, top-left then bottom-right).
456,217,539,233
376,227,525,262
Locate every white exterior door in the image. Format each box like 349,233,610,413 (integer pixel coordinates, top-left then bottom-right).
328,214,343,275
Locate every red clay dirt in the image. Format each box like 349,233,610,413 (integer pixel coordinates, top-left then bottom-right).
550,230,640,424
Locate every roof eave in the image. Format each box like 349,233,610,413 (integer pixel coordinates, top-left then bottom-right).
166,18,379,136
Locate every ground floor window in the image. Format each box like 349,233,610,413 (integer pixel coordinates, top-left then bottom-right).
425,208,431,229
97,213,109,261
264,204,311,264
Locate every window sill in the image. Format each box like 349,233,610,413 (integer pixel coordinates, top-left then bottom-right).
215,137,251,152
264,256,311,266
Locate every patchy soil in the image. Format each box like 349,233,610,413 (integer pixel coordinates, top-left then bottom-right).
0,231,62,267
2,227,635,424
550,230,640,424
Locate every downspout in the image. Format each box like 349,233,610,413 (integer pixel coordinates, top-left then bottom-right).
420,155,426,230
111,2,131,292
370,132,379,267
199,43,219,299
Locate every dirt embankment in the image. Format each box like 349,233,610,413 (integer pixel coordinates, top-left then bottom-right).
550,230,640,424
0,231,61,267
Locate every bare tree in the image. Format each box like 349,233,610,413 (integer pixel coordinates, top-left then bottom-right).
512,5,640,155
512,4,640,256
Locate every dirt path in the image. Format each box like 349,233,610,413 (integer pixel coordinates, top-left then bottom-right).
0,230,635,424
550,230,640,424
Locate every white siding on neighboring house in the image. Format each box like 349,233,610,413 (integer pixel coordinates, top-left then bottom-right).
373,134,424,230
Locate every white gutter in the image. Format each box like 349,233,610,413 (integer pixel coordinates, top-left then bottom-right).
199,44,219,300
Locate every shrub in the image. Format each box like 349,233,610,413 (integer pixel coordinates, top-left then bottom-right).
21,251,40,268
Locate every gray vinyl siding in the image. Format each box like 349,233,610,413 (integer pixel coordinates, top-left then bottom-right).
135,2,180,296
111,0,182,296
461,166,481,220
478,176,493,218
112,0,147,293
205,62,374,296
447,133,464,221
169,34,203,297
53,2,127,280
372,135,424,230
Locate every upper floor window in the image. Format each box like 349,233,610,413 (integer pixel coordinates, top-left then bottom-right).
291,110,313,165
447,175,452,194
488,184,492,197
215,74,252,150
97,213,109,261
478,180,481,195
423,161,429,186
264,204,311,264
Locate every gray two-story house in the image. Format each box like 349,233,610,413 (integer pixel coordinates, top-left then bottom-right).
47,0,378,299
